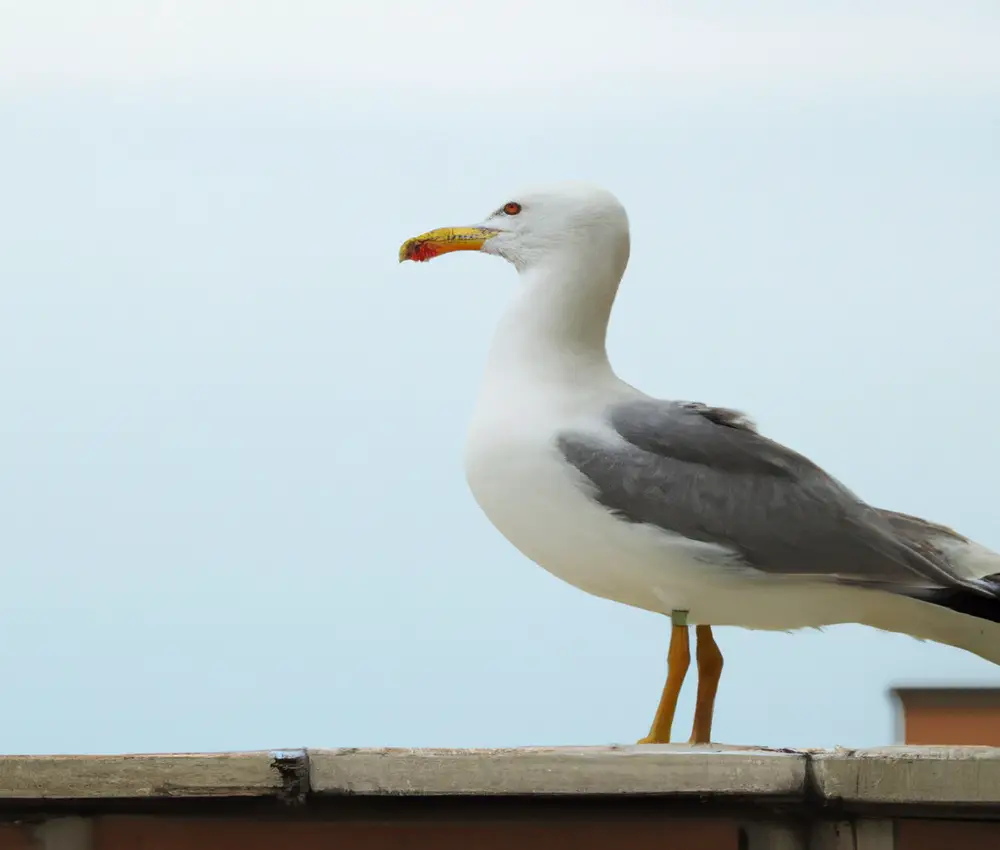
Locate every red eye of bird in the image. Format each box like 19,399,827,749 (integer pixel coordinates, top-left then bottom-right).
503,202,522,216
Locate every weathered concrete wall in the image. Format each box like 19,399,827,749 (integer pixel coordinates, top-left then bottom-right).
0,746,999,849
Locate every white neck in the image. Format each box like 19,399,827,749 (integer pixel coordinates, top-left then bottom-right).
483,251,626,387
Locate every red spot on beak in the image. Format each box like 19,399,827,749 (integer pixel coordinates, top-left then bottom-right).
407,241,441,262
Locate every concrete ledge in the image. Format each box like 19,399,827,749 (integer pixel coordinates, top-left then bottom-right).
308,745,807,797
0,751,289,799
812,746,1000,806
0,746,996,813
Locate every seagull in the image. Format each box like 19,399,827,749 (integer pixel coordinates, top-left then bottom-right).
399,183,1000,744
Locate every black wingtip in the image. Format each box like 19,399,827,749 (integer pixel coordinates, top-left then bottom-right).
920,577,1000,625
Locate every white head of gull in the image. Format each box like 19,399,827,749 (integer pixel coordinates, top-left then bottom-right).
400,182,1000,746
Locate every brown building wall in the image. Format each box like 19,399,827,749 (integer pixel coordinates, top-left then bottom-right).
0,816,998,849
906,706,1000,746
93,817,738,850
898,820,1000,850
0,818,738,850
895,688,1000,745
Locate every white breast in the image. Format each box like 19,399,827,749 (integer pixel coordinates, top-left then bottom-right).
462,370,733,616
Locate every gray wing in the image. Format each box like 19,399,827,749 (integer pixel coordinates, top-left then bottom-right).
557,399,980,594
877,509,967,548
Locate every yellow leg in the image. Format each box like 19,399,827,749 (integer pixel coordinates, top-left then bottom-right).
637,612,690,744
689,624,724,745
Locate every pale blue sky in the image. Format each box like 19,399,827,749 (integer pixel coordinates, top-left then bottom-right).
2,2,999,754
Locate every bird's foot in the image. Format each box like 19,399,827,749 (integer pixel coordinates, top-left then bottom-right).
635,736,717,746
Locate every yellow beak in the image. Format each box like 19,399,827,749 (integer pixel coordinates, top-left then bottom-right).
398,227,498,263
